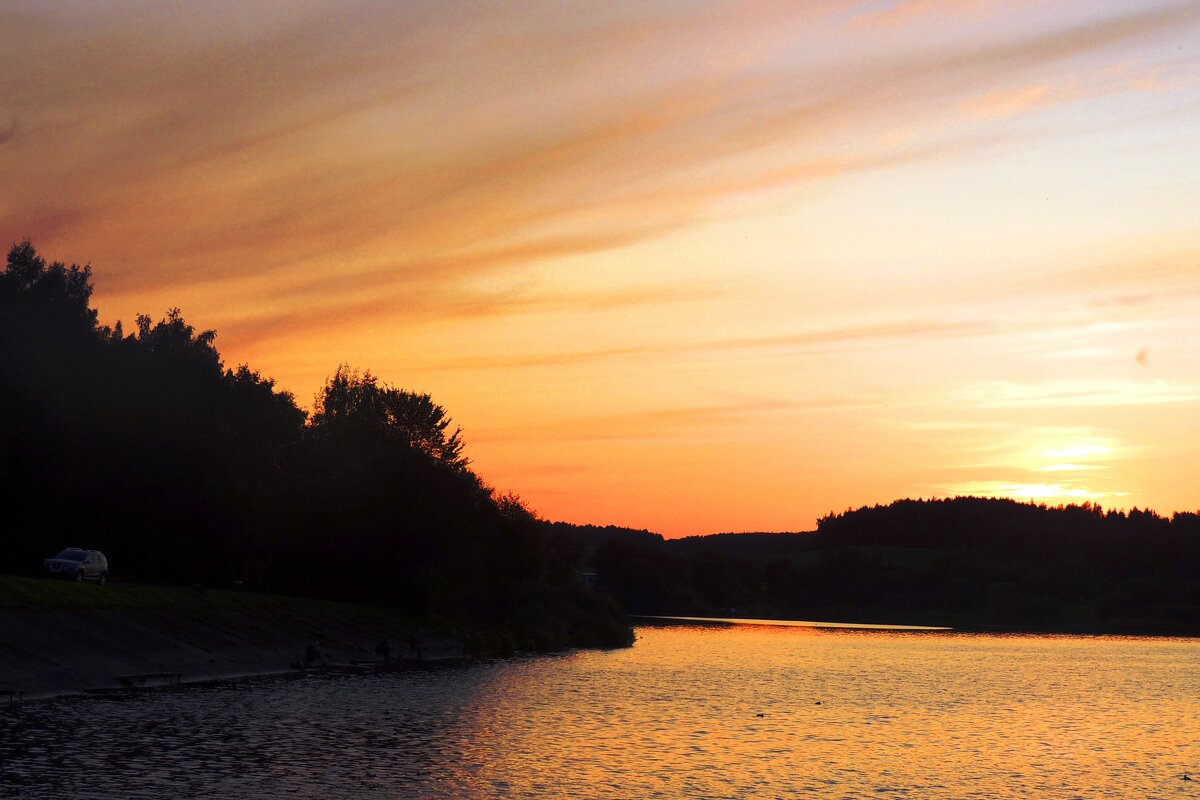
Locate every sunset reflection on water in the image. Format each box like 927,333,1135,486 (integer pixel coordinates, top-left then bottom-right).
3,623,1198,798
433,625,1200,798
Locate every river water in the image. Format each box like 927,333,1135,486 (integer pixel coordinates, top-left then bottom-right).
2,621,1198,799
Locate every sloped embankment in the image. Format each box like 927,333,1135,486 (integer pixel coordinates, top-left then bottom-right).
0,577,460,699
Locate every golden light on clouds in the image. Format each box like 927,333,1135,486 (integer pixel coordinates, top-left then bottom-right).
3,1,1200,534
933,428,1128,505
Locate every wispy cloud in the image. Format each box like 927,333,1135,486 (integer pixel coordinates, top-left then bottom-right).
958,61,1190,122
954,428,1126,471
960,83,1056,120
413,317,1000,371
853,0,1033,29
4,1,1196,329
956,379,1200,409
910,421,1139,507
473,395,870,444
931,480,1121,502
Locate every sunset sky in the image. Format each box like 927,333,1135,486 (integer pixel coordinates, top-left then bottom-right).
4,1,1199,536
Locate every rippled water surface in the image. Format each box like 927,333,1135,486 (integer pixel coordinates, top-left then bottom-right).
3,623,1199,799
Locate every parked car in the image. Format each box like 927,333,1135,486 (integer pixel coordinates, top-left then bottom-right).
44,548,109,585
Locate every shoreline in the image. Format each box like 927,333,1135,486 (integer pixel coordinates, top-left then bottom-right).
629,612,1200,638
0,577,469,703
631,614,951,631
7,655,477,707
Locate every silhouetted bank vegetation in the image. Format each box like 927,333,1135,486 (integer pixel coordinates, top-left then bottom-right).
0,242,630,652
550,498,1200,635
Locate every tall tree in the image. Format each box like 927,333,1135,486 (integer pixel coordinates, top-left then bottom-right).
312,365,467,469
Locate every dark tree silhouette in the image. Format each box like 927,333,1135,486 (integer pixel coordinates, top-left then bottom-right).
556,497,1200,634
312,365,468,470
0,240,97,332
0,241,630,649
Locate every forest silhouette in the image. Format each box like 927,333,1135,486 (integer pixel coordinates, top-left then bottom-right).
4,241,1197,638
553,496,1200,634
0,241,629,650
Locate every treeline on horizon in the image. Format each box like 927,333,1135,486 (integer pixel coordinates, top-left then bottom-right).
0,241,630,651
549,496,1200,634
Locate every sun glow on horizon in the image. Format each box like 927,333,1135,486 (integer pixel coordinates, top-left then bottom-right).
1040,444,1112,460
933,482,1115,504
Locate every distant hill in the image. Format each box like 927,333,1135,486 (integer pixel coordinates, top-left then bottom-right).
553,497,1200,635
542,522,817,558
666,531,816,558
541,522,665,552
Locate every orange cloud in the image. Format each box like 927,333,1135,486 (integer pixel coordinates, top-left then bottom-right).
409,317,1003,373
854,0,1031,29
956,379,1200,409
472,395,882,445
960,83,1055,120
5,1,1195,316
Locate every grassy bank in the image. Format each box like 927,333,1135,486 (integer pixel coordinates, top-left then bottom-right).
1,572,630,644
1,575,625,699
0,575,416,620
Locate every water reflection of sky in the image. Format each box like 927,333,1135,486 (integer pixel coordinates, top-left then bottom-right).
633,614,952,630
2,626,1198,798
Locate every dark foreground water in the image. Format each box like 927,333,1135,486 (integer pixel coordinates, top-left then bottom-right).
3,622,1199,799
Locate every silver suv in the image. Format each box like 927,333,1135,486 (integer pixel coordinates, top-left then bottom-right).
44,548,109,585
